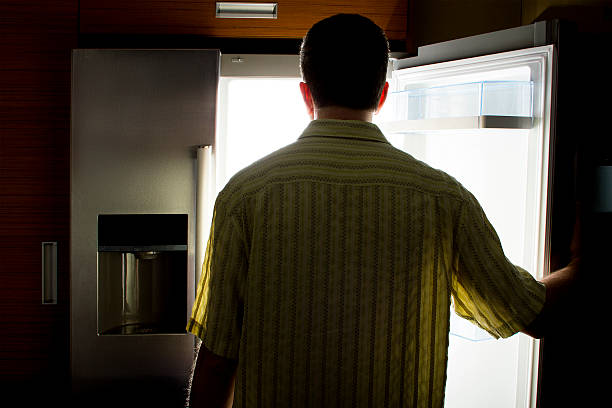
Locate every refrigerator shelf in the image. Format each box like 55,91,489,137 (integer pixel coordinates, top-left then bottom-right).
384,80,534,123
380,115,533,133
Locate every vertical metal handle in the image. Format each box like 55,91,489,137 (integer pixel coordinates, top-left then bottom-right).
594,166,612,213
42,241,58,304
196,146,215,287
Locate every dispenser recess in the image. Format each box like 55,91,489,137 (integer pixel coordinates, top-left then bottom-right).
97,214,188,335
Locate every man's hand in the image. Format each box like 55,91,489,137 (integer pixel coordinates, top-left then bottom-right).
522,204,581,339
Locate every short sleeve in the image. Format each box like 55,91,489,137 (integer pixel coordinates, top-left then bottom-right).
452,190,546,339
187,197,247,359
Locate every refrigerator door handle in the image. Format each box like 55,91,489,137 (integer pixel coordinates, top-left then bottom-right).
41,241,58,304
196,145,215,286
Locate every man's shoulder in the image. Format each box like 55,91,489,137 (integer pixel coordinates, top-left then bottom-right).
218,137,470,209
225,141,300,185
215,142,300,206
381,145,469,200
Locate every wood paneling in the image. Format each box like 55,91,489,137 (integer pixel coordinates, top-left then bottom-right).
412,0,522,47
0,0,77,394
79,0,409,41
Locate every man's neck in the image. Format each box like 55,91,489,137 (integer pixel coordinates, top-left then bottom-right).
314,106,373,122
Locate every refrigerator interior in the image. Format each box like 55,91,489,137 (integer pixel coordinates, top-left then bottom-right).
379,45,554,407
216,76,309,192
215,45,553,407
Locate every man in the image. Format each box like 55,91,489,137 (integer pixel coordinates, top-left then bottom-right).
187,14,579,408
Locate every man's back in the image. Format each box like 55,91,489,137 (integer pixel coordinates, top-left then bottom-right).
188,119,545,407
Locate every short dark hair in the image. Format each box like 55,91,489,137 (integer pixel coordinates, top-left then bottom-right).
300,14,389,110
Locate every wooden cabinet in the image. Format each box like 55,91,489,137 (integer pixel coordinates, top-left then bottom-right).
0,0,77,400
80,0,410,42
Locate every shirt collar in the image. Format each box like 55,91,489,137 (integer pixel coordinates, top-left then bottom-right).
298,119,390,144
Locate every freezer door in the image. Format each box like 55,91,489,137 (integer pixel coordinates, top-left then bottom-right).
71,49,219,404
375,43,555,408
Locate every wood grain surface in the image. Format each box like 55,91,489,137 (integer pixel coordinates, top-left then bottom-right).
79,0,409,40
0,1,76,391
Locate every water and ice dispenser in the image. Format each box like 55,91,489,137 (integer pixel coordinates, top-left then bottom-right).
97,214,188,335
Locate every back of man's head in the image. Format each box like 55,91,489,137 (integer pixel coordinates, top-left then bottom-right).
300,14,390,111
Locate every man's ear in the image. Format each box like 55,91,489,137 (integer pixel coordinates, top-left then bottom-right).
375,81,389,114
300,81,315,120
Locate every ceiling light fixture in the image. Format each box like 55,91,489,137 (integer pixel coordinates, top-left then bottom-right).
216,2,278,19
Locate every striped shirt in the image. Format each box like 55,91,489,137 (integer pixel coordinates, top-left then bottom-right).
187,119,545,407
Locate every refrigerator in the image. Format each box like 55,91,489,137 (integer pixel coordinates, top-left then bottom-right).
374,20,558,408
70,49,219,405
69,20,564,407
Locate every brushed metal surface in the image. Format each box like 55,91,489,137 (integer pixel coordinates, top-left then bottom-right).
70,49,219,395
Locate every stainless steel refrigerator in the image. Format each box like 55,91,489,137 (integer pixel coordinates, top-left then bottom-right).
70,49,219,405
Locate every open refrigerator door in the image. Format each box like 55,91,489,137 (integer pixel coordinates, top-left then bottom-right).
375,44,555,407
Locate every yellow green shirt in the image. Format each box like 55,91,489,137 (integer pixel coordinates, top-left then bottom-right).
187,119,545,407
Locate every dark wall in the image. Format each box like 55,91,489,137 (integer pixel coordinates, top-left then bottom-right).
535,7,612,408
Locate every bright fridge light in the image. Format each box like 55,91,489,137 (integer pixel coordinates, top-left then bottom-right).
216,78,309,191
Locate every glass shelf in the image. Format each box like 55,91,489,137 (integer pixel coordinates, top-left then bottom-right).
379,81,534,132
450,313,493,342
380,115,533,133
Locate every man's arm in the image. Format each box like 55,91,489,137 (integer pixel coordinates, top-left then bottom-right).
189,341,237,408
521,260,579,338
